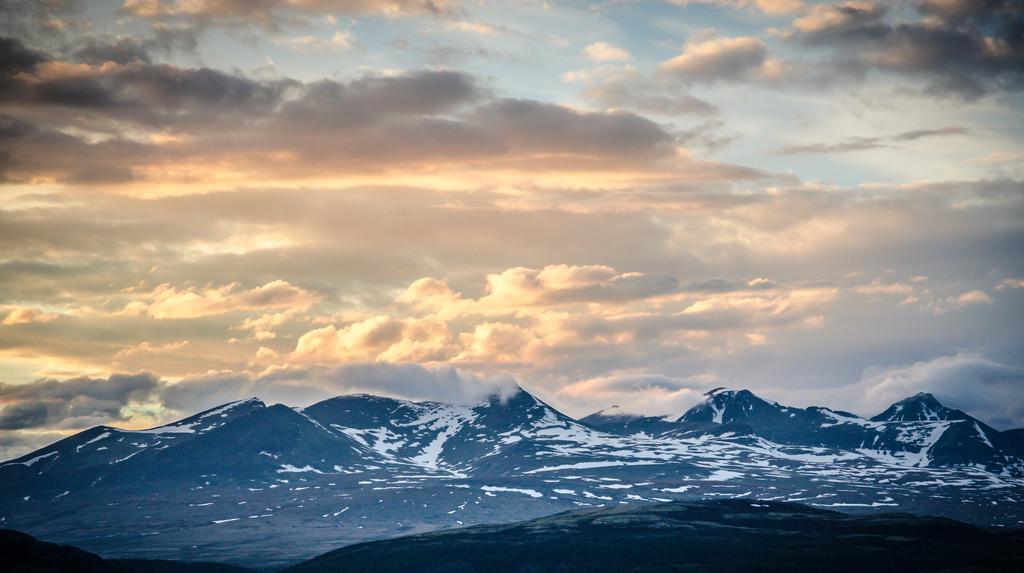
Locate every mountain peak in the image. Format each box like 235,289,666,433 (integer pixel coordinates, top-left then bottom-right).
675,388,776,424
870,392,966,423
133,396,266,434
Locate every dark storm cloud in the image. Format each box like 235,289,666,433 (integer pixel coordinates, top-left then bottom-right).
0,36,48,76
786,1,1024,98
0,373,161,429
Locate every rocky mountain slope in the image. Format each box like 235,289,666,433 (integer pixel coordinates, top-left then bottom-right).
287,499,1024,573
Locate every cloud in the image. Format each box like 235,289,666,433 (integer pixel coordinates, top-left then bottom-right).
1,35,48,75
782,0,1024,99
160,362,520,412
852,280,914,297
69,29,199,65
0,362,519,433
237,312,293,341
293,316,455,363
668,0,803,15
659,36,779,84
0,175,1016,388
944,289,993,310
287,263,835,375
0,372,161,430
569,67,718,117
119,280,321,319
467,99,676,162
2,53,295,131
0,430,69,462
479,265,679,306
582,42,631,62
113,340,190,361
789,1,888,44
847,353,1024,429
780,126,969,154
995,278,1024,291
120,0,461,28
1,306,60,326
444,20,505,35
1,52,695,183
275,30,356,53
556,372,715,417
290,264,682,367
276,69,481,126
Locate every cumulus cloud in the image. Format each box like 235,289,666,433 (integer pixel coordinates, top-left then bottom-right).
1,306,60,325
287,263,837,376
581,42,631,62
943,289,993,310
659,36,779,84
788,1,888,44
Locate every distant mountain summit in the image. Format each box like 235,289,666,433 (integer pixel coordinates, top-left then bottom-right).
1,385,1022,567
588,387,1021,473
870,392,970,422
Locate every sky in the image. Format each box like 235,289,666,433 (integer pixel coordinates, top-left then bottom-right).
0,0,1022,459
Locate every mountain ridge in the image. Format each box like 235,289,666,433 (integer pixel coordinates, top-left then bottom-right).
1,385,1022,567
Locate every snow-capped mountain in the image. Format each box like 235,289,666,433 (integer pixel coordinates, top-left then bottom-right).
870,392,969,422
1,386,1021,568
589,388,1021,474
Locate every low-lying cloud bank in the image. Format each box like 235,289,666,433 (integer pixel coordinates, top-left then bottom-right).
2,351,1023,460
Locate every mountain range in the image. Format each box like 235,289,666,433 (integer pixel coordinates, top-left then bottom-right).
1,386,1022,567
